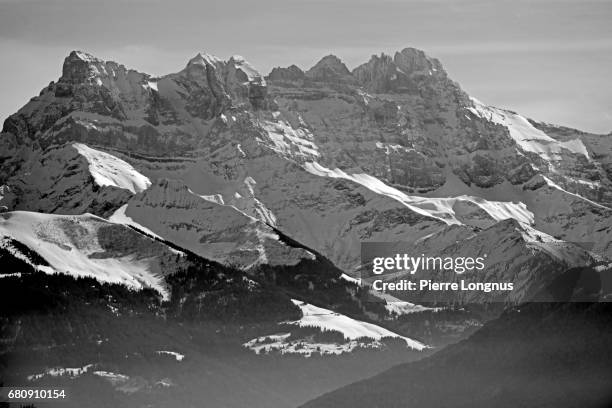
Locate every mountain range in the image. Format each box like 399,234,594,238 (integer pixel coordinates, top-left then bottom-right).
1,46,611,407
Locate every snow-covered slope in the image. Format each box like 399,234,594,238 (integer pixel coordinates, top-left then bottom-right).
243,299,428,356
0,211,181,297
368,291,441,316
287,300,426,349
73,143,151,193
468,98,590,161
303,161,534,227
428,173,612,259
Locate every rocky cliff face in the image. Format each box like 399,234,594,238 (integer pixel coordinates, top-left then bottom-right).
121,177,314,269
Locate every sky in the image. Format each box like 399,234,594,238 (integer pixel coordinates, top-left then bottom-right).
0,0,610,134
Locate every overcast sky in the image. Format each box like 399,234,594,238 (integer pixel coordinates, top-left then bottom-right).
0,0,610,133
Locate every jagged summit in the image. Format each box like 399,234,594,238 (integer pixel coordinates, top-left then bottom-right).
187,52,224,67
309,54,348,69
394,47,444,73
58,49,150,98
228,55,266,86
305,54,354,82
183,52,265,86
66,50,101,63
58,47,443,90
61,50,135,75
267,64,305,81
62,50,113,83
229,54,247,63
351,47,448,93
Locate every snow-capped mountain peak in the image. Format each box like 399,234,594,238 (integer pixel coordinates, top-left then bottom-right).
1,46,611,290
187,52,224,67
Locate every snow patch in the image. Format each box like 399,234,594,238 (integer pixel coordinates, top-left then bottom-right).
236,143,246,157
286,299,427,350
340,273,362,285
244,333,386,357
303,162,534,226
156,350,185,361
73,143,151,194
260,120,320,159
93,371,130,385
543,176,611,210
28,364,94,381
231,55,266,85
199,193,225,205
369,291,441,316
375,141,415,155
0,272,22,278
0,184,8,202
468,99,590,161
